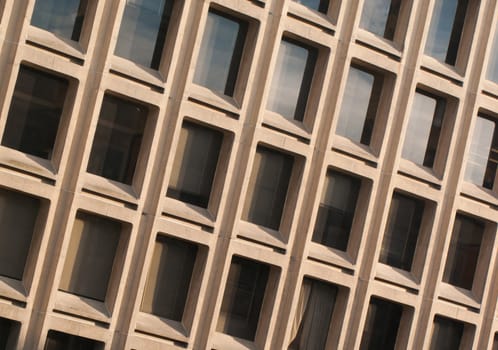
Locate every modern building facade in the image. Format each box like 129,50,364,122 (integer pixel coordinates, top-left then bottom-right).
0,0,497,349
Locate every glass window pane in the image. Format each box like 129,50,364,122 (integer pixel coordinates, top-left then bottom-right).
267,39,317,121
115,0,174,69
292,0,329,12
487,28,498,83
193,11,247,96
217,256,269,341
2,66,69,160
359,0,400,40
59,213,122,302
312,171,361,251
44,330,103,350
0,188,40,280
360,297,403,350
87,95,147,185
430,316,465,350
465,116,496,188
167,122,223,208
31,0,87,41
243,146,294,230
141,236,198,321
0,317,19,350
379,193,424,271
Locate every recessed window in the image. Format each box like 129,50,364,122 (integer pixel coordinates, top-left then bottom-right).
379,192,424,271
336,65,384,146
217,256,269,341
193,10,248,96
115,0,174,69
243,146,294,230
267,38,318,122
292,0,329,13
59,212,123,302
424,0,470,65
429,316,466,350
167,121,223,208
31,0,88,41
87,94,148,185
141,236,198,321
402,90,446,168
360,297,404,350
0,188,41,281
464,114,497,190
44,330,104,350
2,65,69,160
359,0,401,40
288,278,338,350
0,317,20,350
487,27,498,83
312,170,361,251
493,333,498,350
443,214,485,290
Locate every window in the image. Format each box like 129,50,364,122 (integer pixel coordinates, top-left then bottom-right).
44,330,104,350
193,10,248,96
288,278,338,350
443,214,485,290
217,256,269,341
243,146,294,230
464,114,497,190
336,65,384,146
312,170,361,251
0,188,41,280
402,90,446,168
429,316,465,350
379,192,424,271
292,0,329,12
494,333,498,350
87,95,148,185
2,66,69,160
424,0,470,65
141,236,198,321
359,0,401,40
31,0,88,41
267,38,318,122
487,27,498,83
167,121,223,208
115,0,174,69
360,297,404,350
0,317,20,350
59,212,123,302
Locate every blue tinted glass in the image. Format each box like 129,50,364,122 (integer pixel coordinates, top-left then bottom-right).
31,0,86,41
115,0,173,69
293,0,328,13
360,0,391,37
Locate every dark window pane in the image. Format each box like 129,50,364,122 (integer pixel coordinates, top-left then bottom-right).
243,146,294,230
424,0,469,65
141,236,198,321
0,188,40,280
379,193,424,271
288,278,337,350
167,122,223,208
292,0,329,12
115,0,174,69
360,297,403,350
44,330,103,350
312,171,361,251
87,95,147,185
336,66,383,145
31,0,88,41
267,39,317,121
2,66,68,159
430,316,465,350
193,10,247,96
59,212,122,302
0,317,19,350
359,0,401,40
402,90,445,168
217,256,269,341
443,214,484,290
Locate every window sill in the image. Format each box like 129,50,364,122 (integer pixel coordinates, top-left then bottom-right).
263,111,311,140
238,220,287,250
0,276,27,303
110,56,165,88
135,312,189,343
332,136,378,164
188,85,241,116
398,159,442,187
355,30,402,59
26,26,85,60
439,283,481,309
212,332,257,350
0,147,57,181
163,197,215,228
54,291,111,323
420,56,464,83
287,2,335,33
375,263,419,290
460,182,498,206
82,173,139,205
307,242,355,270
481,80,498,98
